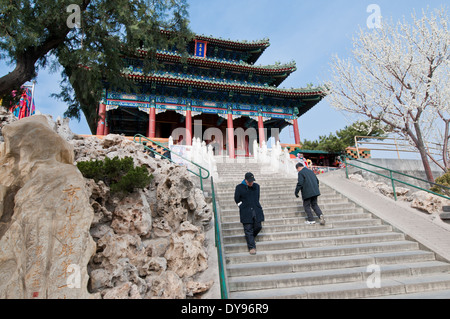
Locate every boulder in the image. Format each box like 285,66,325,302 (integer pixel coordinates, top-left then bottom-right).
0,115,97,299
409,191,449,214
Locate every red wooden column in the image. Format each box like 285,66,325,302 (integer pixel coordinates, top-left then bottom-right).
96,102,106,136
258,115,265,146
185,109,192,146
293,118,301,145
227,113,235,159
148,106,156,138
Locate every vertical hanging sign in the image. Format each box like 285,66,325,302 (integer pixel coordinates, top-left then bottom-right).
194,40,208,58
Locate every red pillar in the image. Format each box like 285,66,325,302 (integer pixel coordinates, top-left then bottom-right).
96,103,106,136
293,118,301,145
227,113,235,159
258,115,265,146
148,107,156,138
186,110,192,146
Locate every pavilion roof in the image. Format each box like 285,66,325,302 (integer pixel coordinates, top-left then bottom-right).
135,49,297,78
194,34,270,50
121,67,325,99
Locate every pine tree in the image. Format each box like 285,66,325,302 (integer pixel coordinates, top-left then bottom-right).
0,0,191,132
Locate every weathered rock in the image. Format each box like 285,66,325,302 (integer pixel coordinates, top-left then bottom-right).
165,221,208,278
0,115,97,299
145,271,186,299
409,191,449,214
0,118,214,299
185,280,214,297
111,191,152,237
0,106,17,142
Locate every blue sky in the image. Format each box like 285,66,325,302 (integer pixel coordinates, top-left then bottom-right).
1,0,447,151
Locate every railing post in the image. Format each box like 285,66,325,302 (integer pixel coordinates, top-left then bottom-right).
199,167,203,191
390,170,398,201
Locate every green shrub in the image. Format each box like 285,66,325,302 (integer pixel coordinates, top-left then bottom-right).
77,156,153,194
430,171,450,197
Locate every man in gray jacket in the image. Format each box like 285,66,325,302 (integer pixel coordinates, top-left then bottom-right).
294,162,326,225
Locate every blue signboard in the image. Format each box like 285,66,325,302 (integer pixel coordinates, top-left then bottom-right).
195,40,207,58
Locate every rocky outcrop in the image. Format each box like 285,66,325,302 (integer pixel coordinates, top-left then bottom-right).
0,106,18,142
0,114,214,299
71,134,213,299
0,115,97,299
349,173,450,215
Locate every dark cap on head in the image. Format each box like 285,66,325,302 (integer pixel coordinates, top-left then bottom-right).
245,172,255,182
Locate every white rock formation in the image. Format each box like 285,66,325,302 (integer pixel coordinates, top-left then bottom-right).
0,115,97,299
0,114,214,299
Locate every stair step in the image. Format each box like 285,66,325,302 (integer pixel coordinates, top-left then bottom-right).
220,208,364,223
229,274,450,299
225,240,420,264
222,217,381,235
219,201,354,211
222,214,379,230
228,261,450,292
224,232,405,253
223,225,395,245
227,250,437,277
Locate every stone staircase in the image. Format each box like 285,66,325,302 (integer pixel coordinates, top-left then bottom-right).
214,161,450,299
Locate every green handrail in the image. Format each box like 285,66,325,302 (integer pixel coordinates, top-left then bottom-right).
343,156,450,201
210,176,229,299
133,134,210,190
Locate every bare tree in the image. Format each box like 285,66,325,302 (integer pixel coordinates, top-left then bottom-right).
326,7,450,182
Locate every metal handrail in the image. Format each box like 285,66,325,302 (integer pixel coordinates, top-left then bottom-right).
343,156,450,201
133,134,210,190
210,176,229,299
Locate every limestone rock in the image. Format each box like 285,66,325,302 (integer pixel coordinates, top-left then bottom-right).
0,115,97,299
164,221,208,278
146,271,186,299
409,191,448,214
111,191,152,237
185,280,214,297
0,120,214,299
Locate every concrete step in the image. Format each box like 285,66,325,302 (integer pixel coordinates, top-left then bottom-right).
225,240,420,265
215,193,344,202
224,231,405,254
223,225,395,245
226,250,437,277
222,216,380,235
221,207,363,223
229,273,450,299
368,288,450,299
228,261,450,292
218,200,353,211
220,208,364,223
217,195,346,206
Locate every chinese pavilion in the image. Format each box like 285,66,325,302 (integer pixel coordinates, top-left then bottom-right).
96,34,325,158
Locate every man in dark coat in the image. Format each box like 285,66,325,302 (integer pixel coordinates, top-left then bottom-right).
234,172,264,255
295,162,326,225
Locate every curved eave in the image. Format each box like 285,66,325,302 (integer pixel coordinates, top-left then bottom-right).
122,73,325,99
194,35,270,50
135,50,295,77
